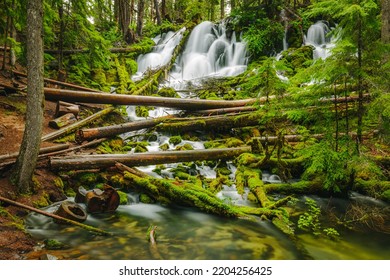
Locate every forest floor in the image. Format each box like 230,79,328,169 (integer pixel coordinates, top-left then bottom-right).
0,59,68,259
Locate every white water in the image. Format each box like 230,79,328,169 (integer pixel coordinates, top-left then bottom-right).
132,27,186,81
304,21,335,60
172,21,248,84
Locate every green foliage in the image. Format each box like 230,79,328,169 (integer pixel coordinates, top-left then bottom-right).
242,18,284,57
298,198,340,239
298,140,349,193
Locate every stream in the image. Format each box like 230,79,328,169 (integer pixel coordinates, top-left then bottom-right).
25,21,389,260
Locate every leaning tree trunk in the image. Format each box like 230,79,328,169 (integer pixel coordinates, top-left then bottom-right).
12,0,44,194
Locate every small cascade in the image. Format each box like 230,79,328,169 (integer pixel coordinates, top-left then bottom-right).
133,27,186,80
169,21,248,86
280,9,289,51
304,21,335,59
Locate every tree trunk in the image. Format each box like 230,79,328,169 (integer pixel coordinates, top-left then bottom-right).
161,0,166,19
136,0,145,36
41,107,114,142
58,1,64,71
356,14,364,151
11,0,44,194
49,146,252,170
221,0,225,19
44,87,257,109
49,113,77,129
382,0,390,43
76,115,175,142
154,0,162,25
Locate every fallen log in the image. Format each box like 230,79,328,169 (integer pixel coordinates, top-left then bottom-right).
0,143,69,162
155,112,264,133
41,107,114,142
75,115,175,143
49,113,77,129
12,70,100,92
44,87,257,110
187,106,256,116
49,146,252,170
38,138,107,159
55,101,80,117
0,195,111,236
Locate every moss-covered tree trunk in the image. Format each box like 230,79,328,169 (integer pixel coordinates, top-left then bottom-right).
11,0,44,193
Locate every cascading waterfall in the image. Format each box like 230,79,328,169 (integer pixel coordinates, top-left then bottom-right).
132,27,186,81
304,21,335,59
172,21,248,83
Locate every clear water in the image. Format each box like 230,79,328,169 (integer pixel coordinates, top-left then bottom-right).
25,195,390,260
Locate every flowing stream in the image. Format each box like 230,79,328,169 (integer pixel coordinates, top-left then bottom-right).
26,21,389,260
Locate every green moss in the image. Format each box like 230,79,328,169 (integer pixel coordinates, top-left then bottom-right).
135,106,152,117
169,135,182,145
53,133,75,143
175,143,194,150
134,145,148,153
44,239,68,250
139,193,155,204
117,191,128,205
381,190,390,202
32,193,50,208
97,138,125,154
64,187,76,197
158,87,179,98
159,143,170,151
125,59,138,75
77,172,100,187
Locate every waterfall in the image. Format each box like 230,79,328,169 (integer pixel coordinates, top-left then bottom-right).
304,21,335,60
132,27,186,80
172,21,248,83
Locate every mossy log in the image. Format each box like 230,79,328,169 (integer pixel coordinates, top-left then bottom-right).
156,112,264,133
76,115,175,142
50,146,252,170
42,107,115,142
264,179,323,195
49,113,77,129
353,179,390,202
0,143,69,162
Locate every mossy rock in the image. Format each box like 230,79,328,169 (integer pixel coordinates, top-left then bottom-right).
53,177,64,189
64,187,76,197
159,143,170,151
175,143,194,151
134,145,148,153
32,193,50,208
44,239,68,250
279,46,314,75
169,135,182,145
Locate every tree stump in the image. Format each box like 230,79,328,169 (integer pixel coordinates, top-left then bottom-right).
54,201,87,224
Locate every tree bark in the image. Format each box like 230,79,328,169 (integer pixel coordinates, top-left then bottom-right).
44,87,257,110
0,144,69,162
154,0,162,25
41,107,114,142
49,113,77,129
49,146,252,170
11,0,44,193
76,115,175,142
55,101,80,117
382,0,390,43
136,0,145,36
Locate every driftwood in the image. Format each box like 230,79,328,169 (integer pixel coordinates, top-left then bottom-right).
55,101,80,117
49,146,252,170
41,107,114,142
49,113,77,129
0,195,111,236
13,70,100,92
75,115,175,143
44,88,257,110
